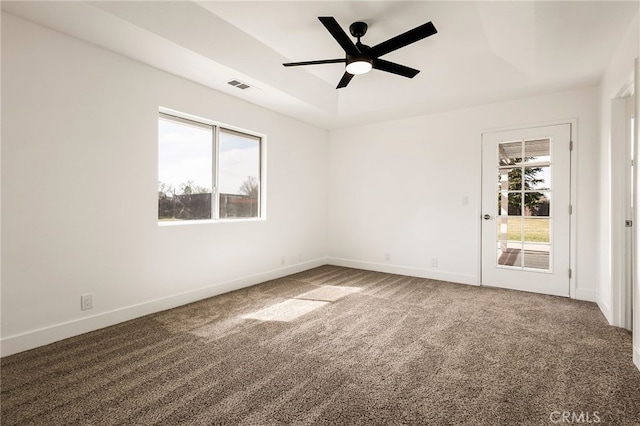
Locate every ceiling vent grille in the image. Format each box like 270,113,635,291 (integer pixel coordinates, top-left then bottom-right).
227,79,251,90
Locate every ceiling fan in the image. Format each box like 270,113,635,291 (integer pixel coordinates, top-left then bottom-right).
283,17,437,89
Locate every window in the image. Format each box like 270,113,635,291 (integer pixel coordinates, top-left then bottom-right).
158,111,263,222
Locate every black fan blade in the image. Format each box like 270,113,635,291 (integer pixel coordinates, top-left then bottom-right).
368,21,437,58
283,58,346,67
318,17,360,56
372,58,420,78
336,72,354,89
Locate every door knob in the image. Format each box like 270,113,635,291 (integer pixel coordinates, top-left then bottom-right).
483,214,491,220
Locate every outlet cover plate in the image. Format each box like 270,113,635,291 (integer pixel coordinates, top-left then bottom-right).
81,294,93,311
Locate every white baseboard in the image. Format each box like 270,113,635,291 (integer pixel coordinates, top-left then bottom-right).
326,257,478,286
1,258,328,357
575,288,597,302
634,345,640,371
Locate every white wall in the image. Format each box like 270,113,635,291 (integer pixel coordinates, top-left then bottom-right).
328,87,599,299
1,13,328,356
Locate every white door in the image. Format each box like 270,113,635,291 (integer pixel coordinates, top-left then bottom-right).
481,124,571,297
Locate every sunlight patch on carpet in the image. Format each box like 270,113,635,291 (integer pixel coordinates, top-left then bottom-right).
241,299,329,322
295,286,362,302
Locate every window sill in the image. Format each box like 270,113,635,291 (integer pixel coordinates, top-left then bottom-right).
158,217,265,227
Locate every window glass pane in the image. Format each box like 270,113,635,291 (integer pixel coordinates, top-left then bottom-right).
219,130,261,218
158,116,212,221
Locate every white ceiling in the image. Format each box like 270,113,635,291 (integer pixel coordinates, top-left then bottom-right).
3,1,639,129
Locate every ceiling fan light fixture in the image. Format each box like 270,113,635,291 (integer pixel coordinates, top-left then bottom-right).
346,57,372,75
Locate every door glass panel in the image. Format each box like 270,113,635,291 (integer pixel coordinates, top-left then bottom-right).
497,217,522,241
498,167,523,190
524,166,550,190
499,141,523,165
524,218,550,242
496,139,552,272
498,192,522,216
498,242,522,267
523,243,550,270
524,192,550,217
524,139,550,163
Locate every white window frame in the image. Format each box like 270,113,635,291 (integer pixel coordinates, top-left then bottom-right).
158,107,266,225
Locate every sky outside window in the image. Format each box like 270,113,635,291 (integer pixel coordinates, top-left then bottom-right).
159,119,259,196
219,130,260,195
158,117,212,193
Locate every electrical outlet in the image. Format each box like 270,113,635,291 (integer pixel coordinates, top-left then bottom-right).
384,253,391,262
431,258,438,267
81,294,93,311
280,255,286,266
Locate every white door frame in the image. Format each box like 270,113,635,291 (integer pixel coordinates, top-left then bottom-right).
479,119,578,299
611,93,635,330
633,57,639,370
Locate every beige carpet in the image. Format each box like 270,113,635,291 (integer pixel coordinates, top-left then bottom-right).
2,266,639,425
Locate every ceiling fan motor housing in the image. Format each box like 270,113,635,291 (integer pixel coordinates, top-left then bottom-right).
349,21,368,39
